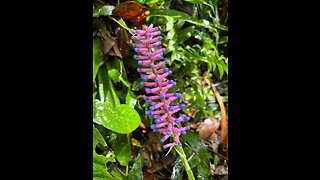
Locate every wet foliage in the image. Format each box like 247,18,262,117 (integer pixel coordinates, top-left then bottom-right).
93,0,228,179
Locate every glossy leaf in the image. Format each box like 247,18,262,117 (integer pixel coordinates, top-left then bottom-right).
183,147,201,169
93,126,107,150
126,90,137,108
93,152,116,180
106,58,121,83
111,133,132,166
188,135,210,166
97,65,120,106
180,131,211,178
94,100,141,134
127,154,144,180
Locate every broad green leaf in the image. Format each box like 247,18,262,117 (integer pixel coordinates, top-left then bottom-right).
93,126,107,150
126,90,137,108
110,169,124,180
181,131,211,165
111,133,132,166
93,38,102,81
93,152,116,180
106,58,121,83
150,8,217,33
184,147,201,169
105,57,129,87
97,65,120,106
127,154,144,180
197,163,211,180
180,131,211,179
93,5,115,17
93,100,141,134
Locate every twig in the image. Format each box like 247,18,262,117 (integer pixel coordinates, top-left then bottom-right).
212,80,228,87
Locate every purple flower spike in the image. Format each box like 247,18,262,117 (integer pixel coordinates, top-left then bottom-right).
132,24,190,149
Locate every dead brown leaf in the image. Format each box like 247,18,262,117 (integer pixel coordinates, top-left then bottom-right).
215,164,228,176
96,20,123,59
199,117,220,143
115,27,131,59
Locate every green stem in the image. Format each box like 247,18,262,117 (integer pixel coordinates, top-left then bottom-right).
174,145,195,180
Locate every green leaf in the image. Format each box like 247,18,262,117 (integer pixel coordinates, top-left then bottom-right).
105,57,130,87
119,60,130,88
110,17,133,35
217,63,224,79
183,147,201,169
197,163,211,179
106,58,121,83
131,78,144,91
93,91,97,101
111,133,132,166
164,16,175,31
213,154,219,167
184,0,204,4
97,65,120,106
176,26,195,44
218,36,228,44
93,126,107,150
126,90,137,108
180,131,211,178
127,154,144,180
93,38,102,81
93,100,141,134
93,5,115,17
93,152,116,180
150,8,217,33
167,28,176,40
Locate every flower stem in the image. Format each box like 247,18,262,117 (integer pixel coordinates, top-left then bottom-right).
174,145,195,180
